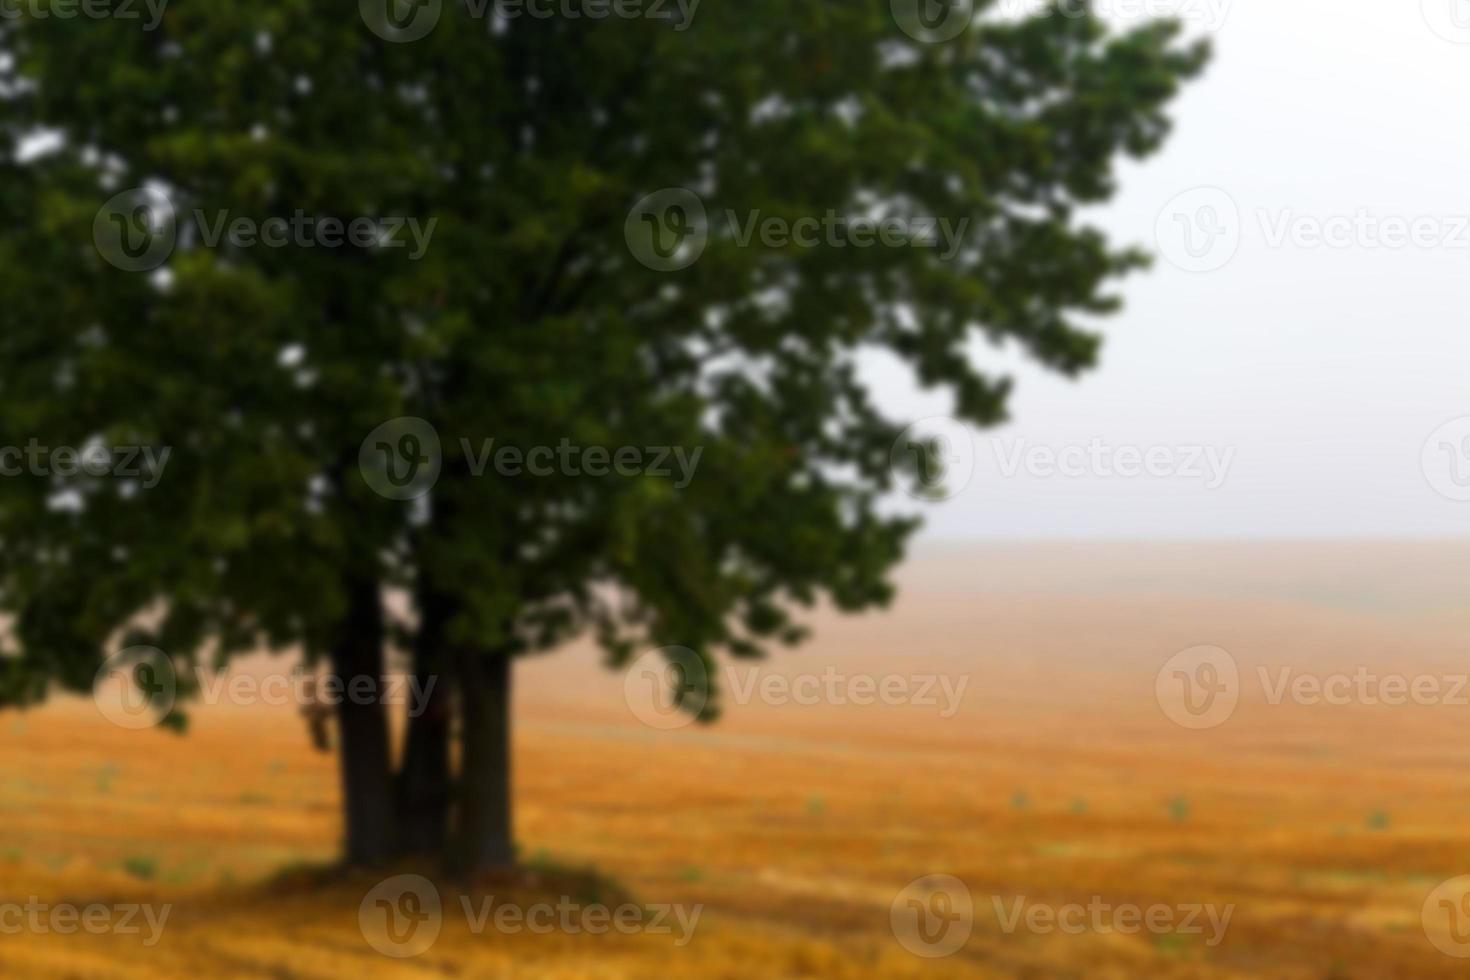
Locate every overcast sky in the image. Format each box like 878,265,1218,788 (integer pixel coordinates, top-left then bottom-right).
885,0,1470,540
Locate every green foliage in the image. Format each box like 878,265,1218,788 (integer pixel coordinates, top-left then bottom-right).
97,763,118,794
122,856,159,881
0,2,1206,722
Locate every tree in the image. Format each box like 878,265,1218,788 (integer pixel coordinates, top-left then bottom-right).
0,0,1206,873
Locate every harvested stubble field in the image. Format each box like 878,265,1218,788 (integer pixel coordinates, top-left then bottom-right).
3,541,1470,978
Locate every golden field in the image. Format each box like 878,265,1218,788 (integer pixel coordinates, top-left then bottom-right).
4,541,1470,978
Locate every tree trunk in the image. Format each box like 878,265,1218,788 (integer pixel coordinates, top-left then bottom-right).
394,584,452,856
450,650,515,874
395,668,451,855
331,574,396,866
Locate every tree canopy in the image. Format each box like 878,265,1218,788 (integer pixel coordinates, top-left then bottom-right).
0,0,1206,869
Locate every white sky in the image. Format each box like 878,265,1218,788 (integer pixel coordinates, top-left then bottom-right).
888,0,1470,540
